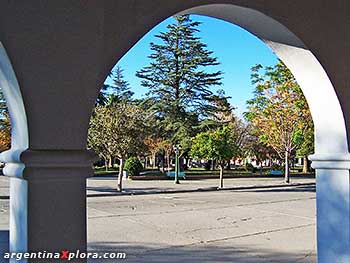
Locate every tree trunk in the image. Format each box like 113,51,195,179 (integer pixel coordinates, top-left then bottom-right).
284,151,290,184
219,165,224,189
211,160,216,170
161,152,165,172
257,158,263,175
206,160,212,171
152,153,156,169
105,159,108,172
302,156,309,173
117,158,124,192
226,160,231,170
184,157,188,170
108,155,113,168
167,152,171,171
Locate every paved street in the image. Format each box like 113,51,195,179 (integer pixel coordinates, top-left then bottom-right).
0,176,316,262
87,183,316,262
86,176,315,197
0,176,315,198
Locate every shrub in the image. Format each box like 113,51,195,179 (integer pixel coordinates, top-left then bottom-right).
203,162,211,170
245,163,256,173
124,157,143,176
270,163,284,171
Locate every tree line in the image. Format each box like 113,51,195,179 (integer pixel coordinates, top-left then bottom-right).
87,15,314,191
0,15,314,192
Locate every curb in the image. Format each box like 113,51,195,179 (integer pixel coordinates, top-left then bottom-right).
0,183,315,200
86,182,315,198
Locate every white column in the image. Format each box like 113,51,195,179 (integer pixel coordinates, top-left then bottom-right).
0,150,27,259
0,42,29,261
310,153,350,263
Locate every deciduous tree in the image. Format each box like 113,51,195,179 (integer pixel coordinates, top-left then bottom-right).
88,103,147,191
144,136,163,169
245,61,313,183
190,126,240,188
0,90,10,152
0,112,10,152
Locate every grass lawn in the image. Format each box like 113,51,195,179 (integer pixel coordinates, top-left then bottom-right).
93,166,311,177
94,167,118,175
136,167,311,177
185,168,250,176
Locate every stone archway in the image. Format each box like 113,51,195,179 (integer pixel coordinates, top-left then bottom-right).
0,2,348,263
175,5,349,262
180,4,349,155
97,4,350,262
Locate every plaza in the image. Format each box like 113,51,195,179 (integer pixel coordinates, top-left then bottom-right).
0,1,349,262
1,176,316,262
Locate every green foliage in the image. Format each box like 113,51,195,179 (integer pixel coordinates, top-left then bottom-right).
97,66,134,106
136,15,224,150
242,124,277,163
244,60,314,182
87,102,148,161
296,124,314,157
190,126,239,166
108,66,134,104
245,163,256,173
124,157,143,176
270,163,284,171
200,89,236,130
244,60,314,159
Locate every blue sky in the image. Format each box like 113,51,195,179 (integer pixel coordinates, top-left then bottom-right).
106,15,278,117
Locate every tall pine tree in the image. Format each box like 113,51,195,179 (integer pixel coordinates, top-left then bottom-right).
98,66,134,105
136,15,223,146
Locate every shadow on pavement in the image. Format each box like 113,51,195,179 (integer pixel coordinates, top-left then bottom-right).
238,185,316,193
88,242,316,263
0,230,8,262
87,183,316,198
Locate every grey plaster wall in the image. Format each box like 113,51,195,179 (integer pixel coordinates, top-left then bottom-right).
0,0,348,150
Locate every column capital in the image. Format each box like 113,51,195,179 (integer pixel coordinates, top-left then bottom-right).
20,149,97,168
0,149,98,180
0,148,25,178
309,153,350,170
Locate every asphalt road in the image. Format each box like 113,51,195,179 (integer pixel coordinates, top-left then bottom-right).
88,184,316,263
0,177,316,262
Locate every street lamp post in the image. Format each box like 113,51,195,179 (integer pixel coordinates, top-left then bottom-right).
174,144,180,184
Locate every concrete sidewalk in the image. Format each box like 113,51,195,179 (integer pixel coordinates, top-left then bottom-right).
87,184,316,263
0,178,316,263
87,176,315,197
0,175,315,198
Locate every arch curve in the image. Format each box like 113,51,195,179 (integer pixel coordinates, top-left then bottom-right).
128,6,349,260
178,3,349,156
